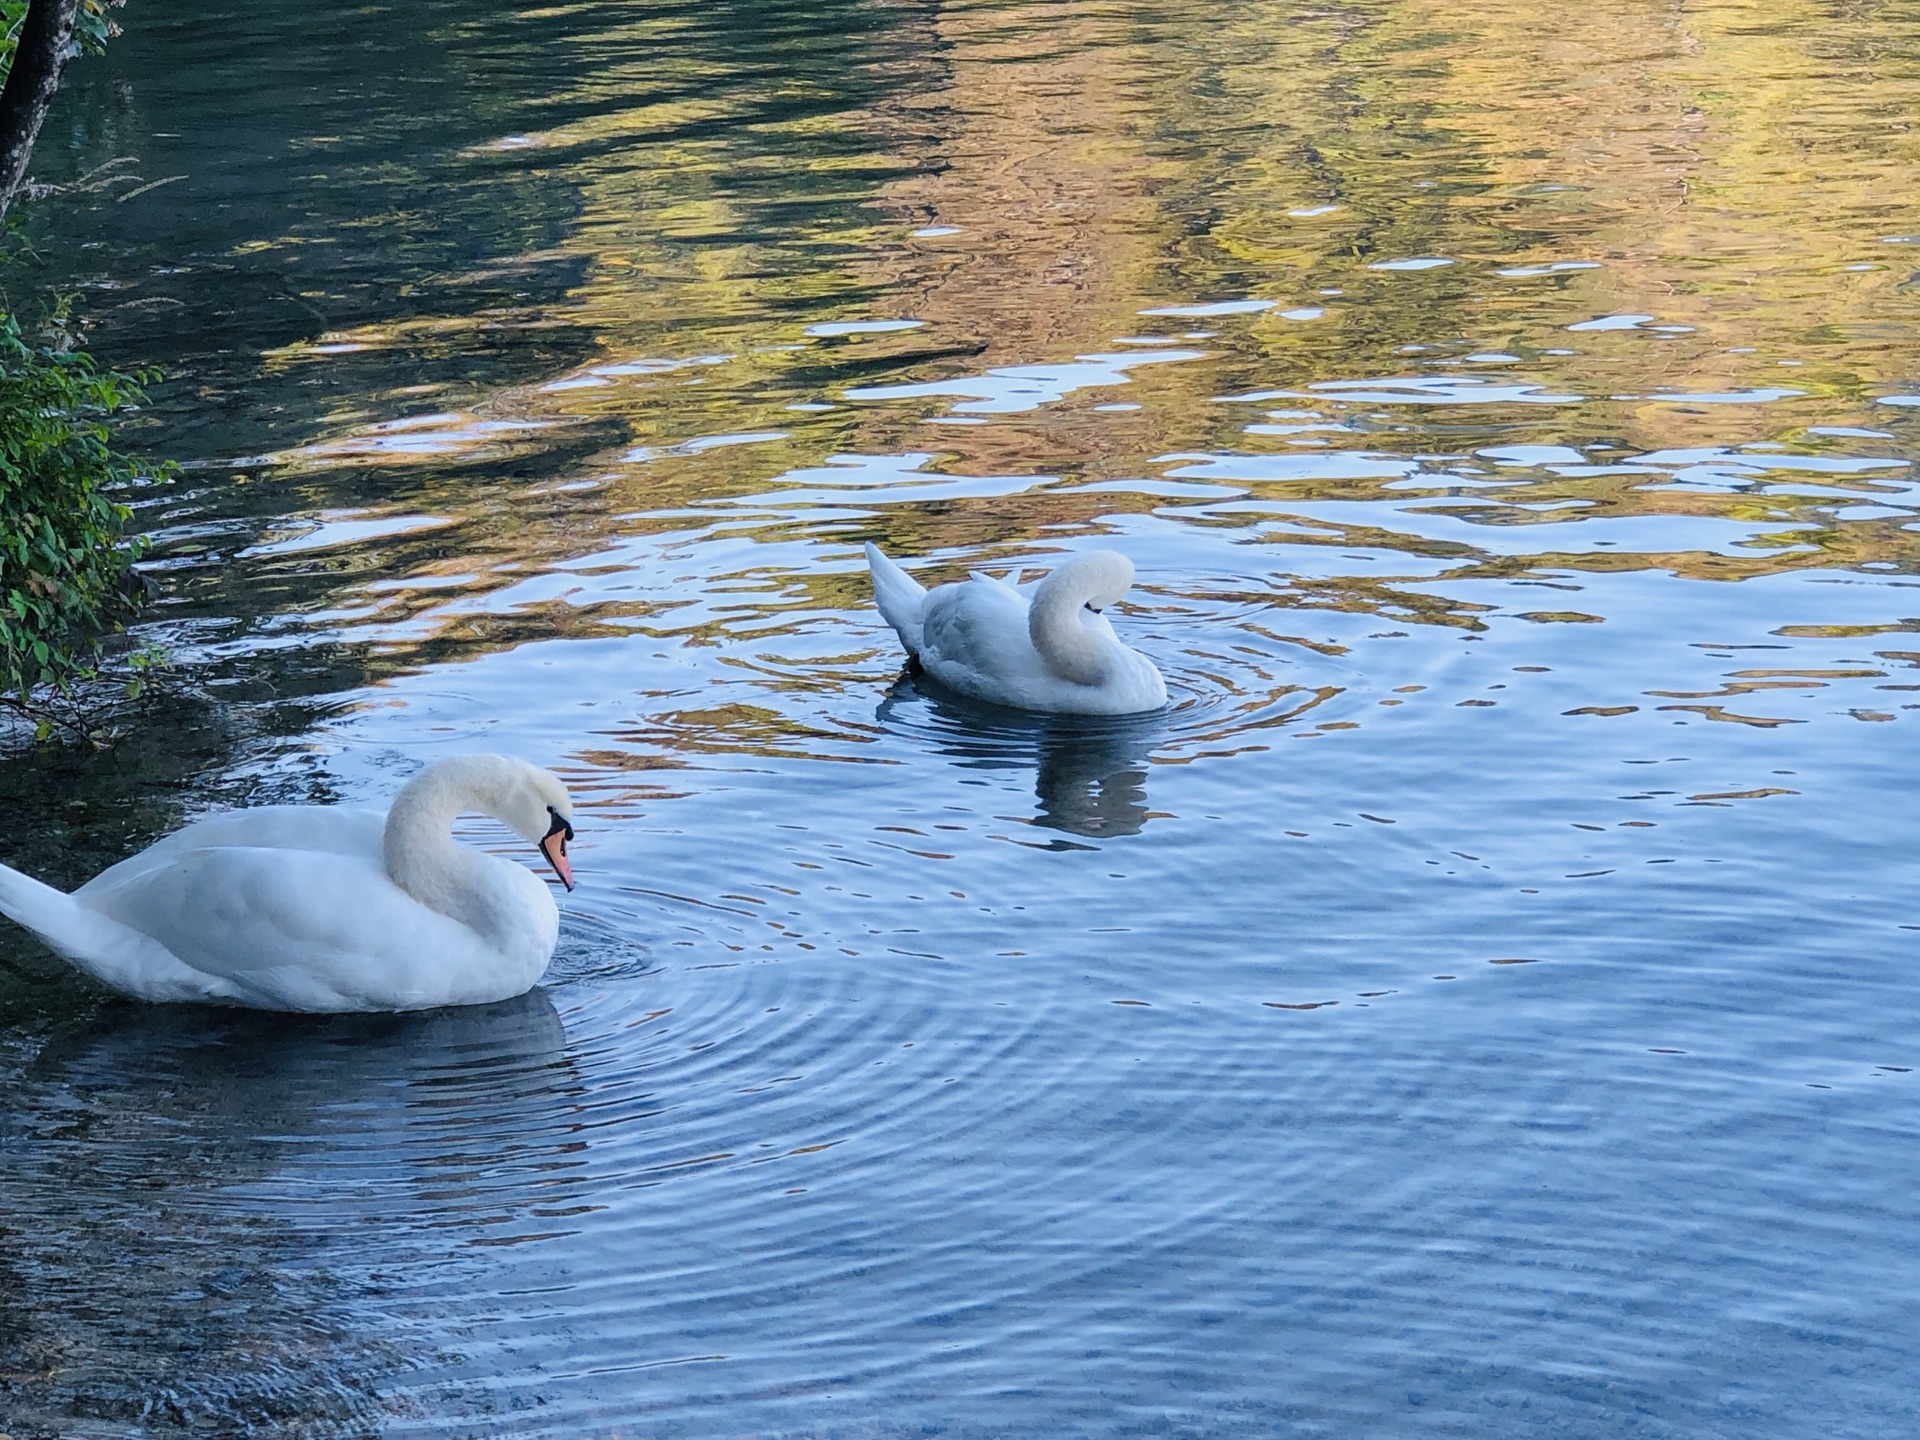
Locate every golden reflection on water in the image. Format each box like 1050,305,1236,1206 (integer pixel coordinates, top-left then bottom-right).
75,0,1920,726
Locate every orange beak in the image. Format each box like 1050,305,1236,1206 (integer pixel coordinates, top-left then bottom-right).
539,810,576,891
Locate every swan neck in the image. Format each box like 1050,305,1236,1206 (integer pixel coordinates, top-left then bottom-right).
382,758,514,920
1029,572,1121,687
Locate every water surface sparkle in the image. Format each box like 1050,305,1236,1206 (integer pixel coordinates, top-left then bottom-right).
3,0,1919,1434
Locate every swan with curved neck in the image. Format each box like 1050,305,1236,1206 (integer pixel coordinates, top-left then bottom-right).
0,754,577,1013
866,542,1168,715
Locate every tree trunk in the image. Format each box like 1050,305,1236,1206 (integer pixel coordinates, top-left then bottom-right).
0,0,83,221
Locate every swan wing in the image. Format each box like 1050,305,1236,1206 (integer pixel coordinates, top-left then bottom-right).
78,845,513,1013
155,804,385,856
966,570,1027,598
919,579,1058,706
78,806,386,900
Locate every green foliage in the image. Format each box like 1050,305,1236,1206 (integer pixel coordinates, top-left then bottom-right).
0,0,118,78
0,309,165,706
0,0,166,745
0,0,24,72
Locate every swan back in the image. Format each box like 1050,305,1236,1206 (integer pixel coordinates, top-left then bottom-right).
1027,551,1136,686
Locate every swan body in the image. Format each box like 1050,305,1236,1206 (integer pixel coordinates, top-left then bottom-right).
0,755,577,1013
866,543,1167,715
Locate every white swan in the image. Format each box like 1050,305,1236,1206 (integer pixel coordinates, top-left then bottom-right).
0,754,576,1013
866,542,1167,715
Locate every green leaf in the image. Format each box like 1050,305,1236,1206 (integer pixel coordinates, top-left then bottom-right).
0,308,170,699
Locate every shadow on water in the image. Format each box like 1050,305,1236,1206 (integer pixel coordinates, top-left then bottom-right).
876,674,1159,840
0,991,578,1435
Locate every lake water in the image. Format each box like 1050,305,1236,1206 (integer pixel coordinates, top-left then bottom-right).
3,0,1919,1434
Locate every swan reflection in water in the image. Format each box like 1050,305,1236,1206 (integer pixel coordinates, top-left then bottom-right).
878,677,1160,839
0,987,580,1430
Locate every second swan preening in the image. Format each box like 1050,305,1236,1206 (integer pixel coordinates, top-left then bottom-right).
866,543,1167,715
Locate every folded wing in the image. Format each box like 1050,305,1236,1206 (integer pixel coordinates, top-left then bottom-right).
79,845,504,1012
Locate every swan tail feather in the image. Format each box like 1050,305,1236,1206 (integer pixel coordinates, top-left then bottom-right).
865,542,927,659
0,860,230,1003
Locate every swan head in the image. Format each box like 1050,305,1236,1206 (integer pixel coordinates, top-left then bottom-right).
501,763,577,893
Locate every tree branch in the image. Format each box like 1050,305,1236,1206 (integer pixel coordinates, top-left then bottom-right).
0,0,83,221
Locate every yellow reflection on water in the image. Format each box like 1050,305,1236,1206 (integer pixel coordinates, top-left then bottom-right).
157,0,1920,675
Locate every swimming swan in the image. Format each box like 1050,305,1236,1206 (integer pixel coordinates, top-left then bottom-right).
0,754,576,1012
866,543,1167,715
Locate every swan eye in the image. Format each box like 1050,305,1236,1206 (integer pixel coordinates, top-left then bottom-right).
1084,601,1103,614
544,805,575,846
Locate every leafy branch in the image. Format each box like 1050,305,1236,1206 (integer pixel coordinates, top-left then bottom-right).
0,309,174,737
